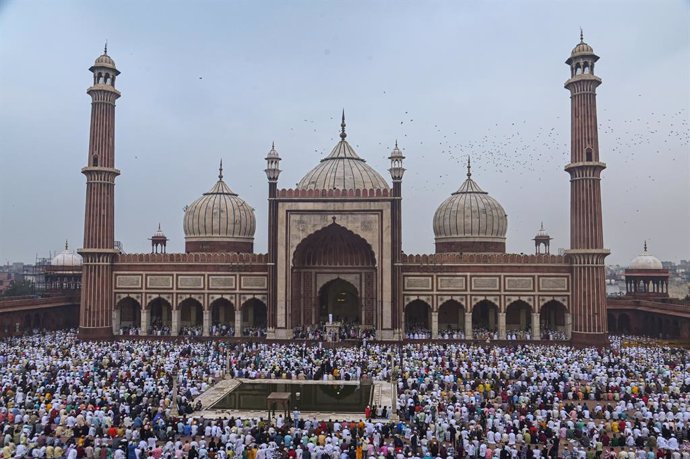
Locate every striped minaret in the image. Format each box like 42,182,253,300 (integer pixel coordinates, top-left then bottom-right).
564,32,610,346
78,45,121,339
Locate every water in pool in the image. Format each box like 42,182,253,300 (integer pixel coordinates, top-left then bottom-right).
211,382,373,413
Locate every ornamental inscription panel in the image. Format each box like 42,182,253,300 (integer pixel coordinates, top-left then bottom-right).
147,275,173,289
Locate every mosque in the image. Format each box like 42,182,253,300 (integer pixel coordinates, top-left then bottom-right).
67,35,618,344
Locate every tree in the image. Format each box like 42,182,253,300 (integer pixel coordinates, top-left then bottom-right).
1,279,35,297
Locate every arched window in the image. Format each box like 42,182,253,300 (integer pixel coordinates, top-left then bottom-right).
585,148,593,162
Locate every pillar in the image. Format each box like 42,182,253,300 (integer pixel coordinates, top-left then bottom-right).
141,308,150,336
234,306,242,337
464,311,472,340
431,311,439,339
498,312,506,340
172,308,180,336
531,312,540,340
112,308,120,335
203,308,211,336
565,312,572,340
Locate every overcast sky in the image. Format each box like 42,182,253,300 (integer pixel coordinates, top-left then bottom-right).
0,0,688,266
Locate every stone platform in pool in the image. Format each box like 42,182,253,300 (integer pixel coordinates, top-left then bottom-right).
194,378,397,422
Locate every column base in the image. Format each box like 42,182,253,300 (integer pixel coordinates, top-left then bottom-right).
570,331,609,347
78,326,113,340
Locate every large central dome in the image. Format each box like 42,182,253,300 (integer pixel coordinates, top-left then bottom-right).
296,114,389,191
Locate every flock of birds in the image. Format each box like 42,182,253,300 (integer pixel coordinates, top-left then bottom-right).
283,103,688,197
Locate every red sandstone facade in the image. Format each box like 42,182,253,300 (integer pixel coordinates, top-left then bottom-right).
64,37,650,346
563,35,610,346
78,48,121,339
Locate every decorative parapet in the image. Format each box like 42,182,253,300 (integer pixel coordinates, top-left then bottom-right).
276,188,391,199
401,252,567,265
115,252,268,264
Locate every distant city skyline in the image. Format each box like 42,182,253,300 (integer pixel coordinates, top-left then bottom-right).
0,0,688,265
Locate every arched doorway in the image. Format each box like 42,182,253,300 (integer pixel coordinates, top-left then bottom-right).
438,300,465,338
210,298,235,336
404,300,431,338
540,300,568,340
148,297,172,335
117,297,141,334
179,298,203,336
318,278,360,324
242,298,267,337
505,301,532,336
291,222,376,328
472,300,498,338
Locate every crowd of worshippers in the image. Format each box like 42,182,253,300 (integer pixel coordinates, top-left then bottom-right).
0,331,688,459
405,328,568,341
292,322,376,341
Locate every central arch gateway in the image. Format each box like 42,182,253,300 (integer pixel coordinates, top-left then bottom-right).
290,222,377,328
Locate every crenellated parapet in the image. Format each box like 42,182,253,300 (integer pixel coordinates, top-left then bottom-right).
115,252,268,265
401,252,567,266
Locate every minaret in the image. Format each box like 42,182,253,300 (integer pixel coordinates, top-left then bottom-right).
388,141,405,339
564,32,610,346
78,45,121,339
264,142,281,337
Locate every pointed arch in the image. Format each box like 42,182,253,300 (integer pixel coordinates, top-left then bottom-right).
147,297,172,334
404,299,431,337
472,300,498,332
242,298,267,334
293,222,376,267
179,298,203,332
505,300,532,331
116,297,142,329
210,298,235,336
438,300,465,332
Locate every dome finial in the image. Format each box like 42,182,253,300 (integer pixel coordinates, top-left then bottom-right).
466,156,472,178
158,222,162,232
643,240,647,252
104,40,108,55
540,221,544,231
65,240,69,250
218,159,223,180
340,109,347,140
579,28,583,43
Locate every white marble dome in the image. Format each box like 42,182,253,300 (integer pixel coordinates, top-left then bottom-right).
183,165,255,244
629,244,663,270
296,116,389,191
51,243,82,268
433,162,507,248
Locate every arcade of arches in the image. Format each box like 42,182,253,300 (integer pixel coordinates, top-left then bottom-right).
112,296,267,336
0,305,79,337
608,311,686,339
291,223,376,328
404,298,572,340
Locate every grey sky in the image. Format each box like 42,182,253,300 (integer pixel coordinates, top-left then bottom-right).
0,0,688,265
